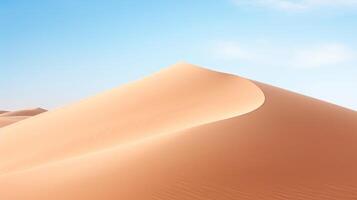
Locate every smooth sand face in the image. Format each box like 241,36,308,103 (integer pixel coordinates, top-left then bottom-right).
0,108,47,128
0,63,356,200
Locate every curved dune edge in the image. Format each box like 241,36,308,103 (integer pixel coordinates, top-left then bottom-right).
0,63,265,174
0,72,356,199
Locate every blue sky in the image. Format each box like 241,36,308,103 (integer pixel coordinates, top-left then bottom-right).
1,0,356,110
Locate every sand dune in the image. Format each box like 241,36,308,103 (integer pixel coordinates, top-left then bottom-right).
0,63,356,199
0,108,47,128
0,107,46,117
0,63,264,174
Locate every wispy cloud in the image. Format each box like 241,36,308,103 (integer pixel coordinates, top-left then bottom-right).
211,41,356,68
211,41,252,60
292,43,355,68
233,0,357,11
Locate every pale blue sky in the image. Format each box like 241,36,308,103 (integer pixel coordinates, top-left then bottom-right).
1,0,356,110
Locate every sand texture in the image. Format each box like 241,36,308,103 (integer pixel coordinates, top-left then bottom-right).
0,63,356,199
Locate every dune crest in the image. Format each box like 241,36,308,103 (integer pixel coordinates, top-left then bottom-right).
0,63,356,200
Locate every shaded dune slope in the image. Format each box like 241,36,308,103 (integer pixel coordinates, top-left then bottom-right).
0,63,357,200
0,108,47,128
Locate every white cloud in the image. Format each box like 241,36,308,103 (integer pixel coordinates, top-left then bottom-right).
292,44,355,68
233,0,357,11
212,41,252,60
212,41,355,68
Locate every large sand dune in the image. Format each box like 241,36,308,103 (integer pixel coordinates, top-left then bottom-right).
0,108,46,128
0,63,356,199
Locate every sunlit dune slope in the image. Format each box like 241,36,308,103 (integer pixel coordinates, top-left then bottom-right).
0,63,356,200
0,108,47,128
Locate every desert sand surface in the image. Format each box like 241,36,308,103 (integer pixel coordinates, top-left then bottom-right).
0,108,46,128
0,63,356,199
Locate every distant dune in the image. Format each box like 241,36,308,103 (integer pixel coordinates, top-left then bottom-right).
0,108,46,117
0,63,356,200
0,108,46,128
